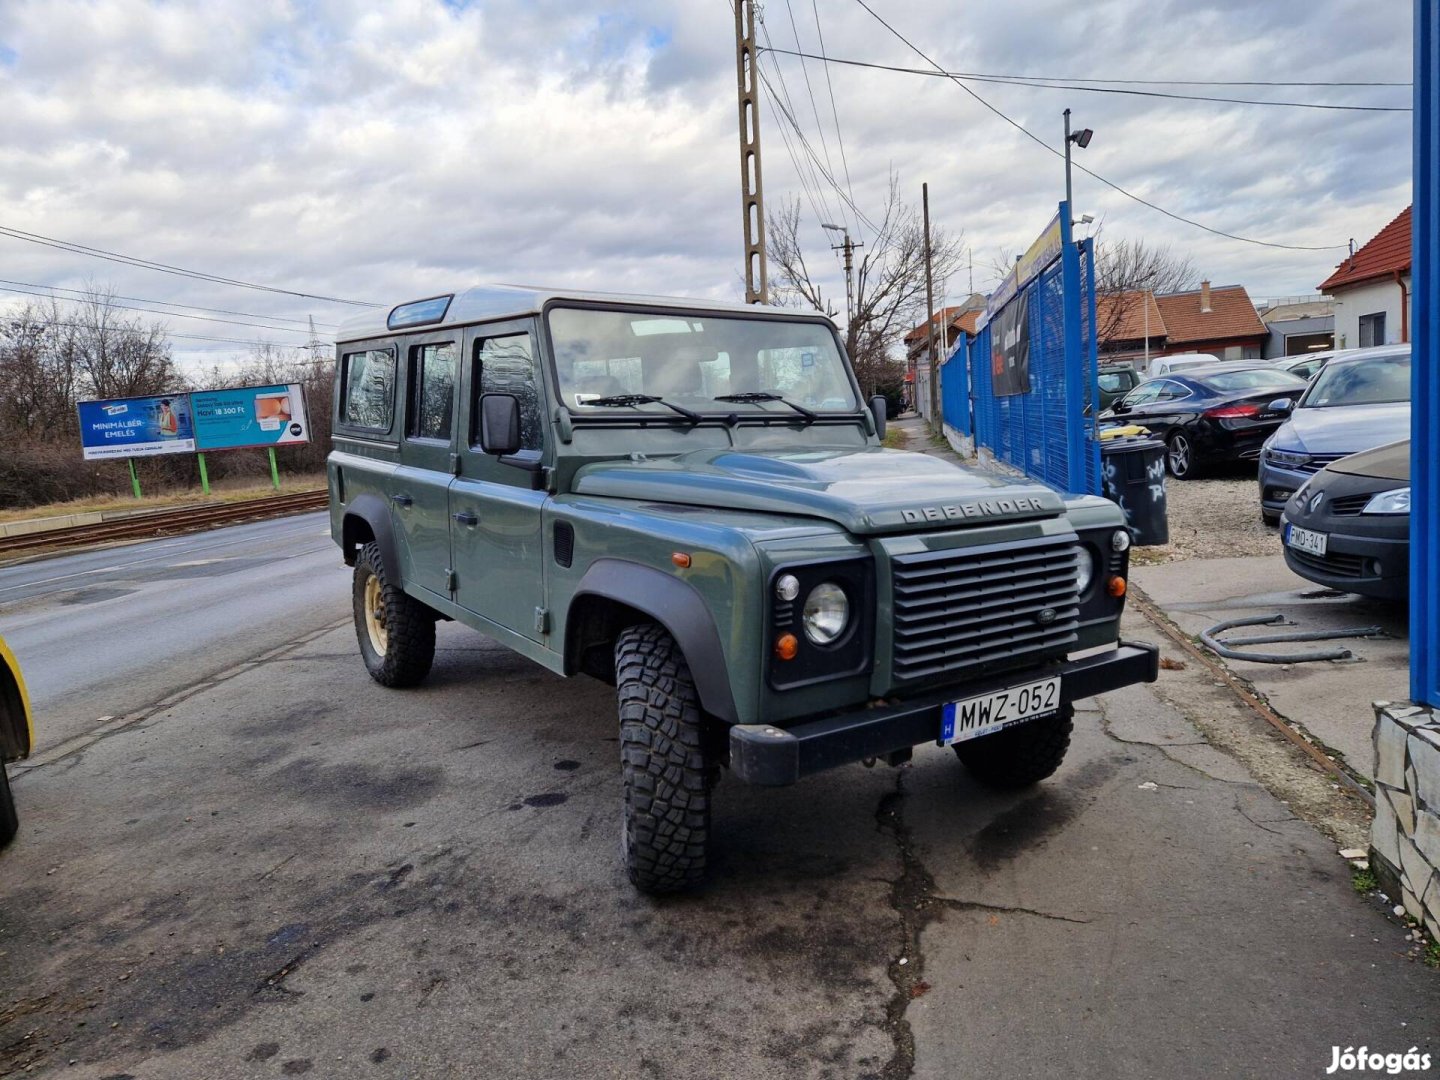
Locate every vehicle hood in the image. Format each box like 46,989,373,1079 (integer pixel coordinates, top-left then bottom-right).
571,447,1067,535
1327,439,1410,481
1272,402,1411,455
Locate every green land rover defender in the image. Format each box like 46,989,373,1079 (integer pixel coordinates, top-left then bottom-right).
328,285,1158,893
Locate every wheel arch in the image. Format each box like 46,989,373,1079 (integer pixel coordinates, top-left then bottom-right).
0,640,33,762
341,493,400,580
565,559,739,724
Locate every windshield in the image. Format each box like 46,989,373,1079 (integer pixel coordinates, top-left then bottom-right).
1200,369,1306,394
547,306,859,416
1300,352,1411,408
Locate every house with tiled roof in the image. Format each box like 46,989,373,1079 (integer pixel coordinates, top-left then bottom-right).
1318,206,1411,349
1096,289,1166,362
1153,281,1267,360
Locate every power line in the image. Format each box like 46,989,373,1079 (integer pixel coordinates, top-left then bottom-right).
756,13,841,230
781,0,850,235
14,315,334,348
0,279,337,327
0,223,380,306
809,0,861,233
760,48,1411,112
0,283,331,336
848,0,1347,252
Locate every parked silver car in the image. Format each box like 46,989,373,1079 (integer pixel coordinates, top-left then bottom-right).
1257,345,1411,526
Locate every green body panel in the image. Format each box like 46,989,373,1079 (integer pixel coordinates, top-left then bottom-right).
328,294,1131,732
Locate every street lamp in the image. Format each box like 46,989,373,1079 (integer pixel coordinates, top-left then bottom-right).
1063,108,1094,221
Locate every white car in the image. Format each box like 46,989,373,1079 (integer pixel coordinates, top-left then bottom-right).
1144,353,1221,378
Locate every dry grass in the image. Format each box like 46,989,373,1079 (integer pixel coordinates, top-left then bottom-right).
0,473,327,525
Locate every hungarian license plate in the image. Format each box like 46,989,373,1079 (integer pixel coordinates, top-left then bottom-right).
940,677,1061,746
1284,522,1328,557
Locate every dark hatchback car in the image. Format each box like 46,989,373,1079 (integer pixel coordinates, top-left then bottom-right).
1281,440,1410,601
1099,362,1309,479
1098,365,1141,411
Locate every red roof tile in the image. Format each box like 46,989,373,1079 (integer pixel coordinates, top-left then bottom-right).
904,306,963,344
1319,206,1412,292
1096,290,1165,344
1154,284,1266,346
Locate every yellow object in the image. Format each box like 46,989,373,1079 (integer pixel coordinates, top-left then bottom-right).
0,634,34,761
1099,425,1151,441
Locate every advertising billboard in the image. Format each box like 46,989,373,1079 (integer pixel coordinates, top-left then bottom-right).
77,395,196,460
191,383,310,451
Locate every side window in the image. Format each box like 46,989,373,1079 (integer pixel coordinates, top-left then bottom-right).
408,341,457,441
1122,383,1159,408
341,347,396,430
1153,380,1185,402
474,334,543,452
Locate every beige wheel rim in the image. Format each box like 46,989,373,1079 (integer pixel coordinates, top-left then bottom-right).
363,573,388,655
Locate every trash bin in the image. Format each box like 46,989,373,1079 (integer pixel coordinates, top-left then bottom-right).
1099,431,1169,546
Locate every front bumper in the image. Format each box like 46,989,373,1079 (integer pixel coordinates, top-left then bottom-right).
1259,460,1311,513
1279,517,1409,601
729,642,1159,786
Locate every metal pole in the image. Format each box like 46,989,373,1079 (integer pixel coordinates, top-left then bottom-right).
1063,108,1074,217
197,452,210,496
735,0,768,304
127,457,142,499
923,182,939,431
268,447,281,492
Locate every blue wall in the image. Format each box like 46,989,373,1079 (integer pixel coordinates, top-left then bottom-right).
1414,0,1439,707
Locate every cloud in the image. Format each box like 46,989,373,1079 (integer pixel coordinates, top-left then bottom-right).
0,0,1413,371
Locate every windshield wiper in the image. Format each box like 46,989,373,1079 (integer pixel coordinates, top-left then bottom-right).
587,394,702,423
713,392,818,424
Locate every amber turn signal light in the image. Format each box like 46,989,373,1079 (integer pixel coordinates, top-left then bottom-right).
774,632,799,661
1107,575,1127,598
671,552,692,568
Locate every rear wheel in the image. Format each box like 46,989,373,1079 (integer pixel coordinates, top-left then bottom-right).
0,764,17,848
352,542,436,688
1166,431,1204,480
614,623,713,894
954,705,1074,789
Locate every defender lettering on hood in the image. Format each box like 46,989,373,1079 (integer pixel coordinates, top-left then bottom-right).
901,497,1050,523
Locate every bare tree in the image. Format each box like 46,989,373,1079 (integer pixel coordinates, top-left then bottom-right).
60,284,184,401
0,299,80,440
1094,237,1196,346
767,175,965,398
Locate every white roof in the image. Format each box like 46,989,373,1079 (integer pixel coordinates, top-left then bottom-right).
335,283,810,343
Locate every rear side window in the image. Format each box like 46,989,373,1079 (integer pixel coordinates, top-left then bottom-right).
408,341,457,441
1202,370,1305,394
475,334,543,452
341,347,397,430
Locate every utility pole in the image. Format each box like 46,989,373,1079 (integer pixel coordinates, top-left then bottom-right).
821,222,863,342
923,182,939,431
734,0,768,304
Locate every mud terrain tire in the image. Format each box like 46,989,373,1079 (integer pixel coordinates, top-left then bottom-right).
353,541,436,688
954,704,1074,789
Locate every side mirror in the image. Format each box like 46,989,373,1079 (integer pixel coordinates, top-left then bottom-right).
870,395,888,441
479,393,522,456
1112,399,1130,414
1268,398,1294,414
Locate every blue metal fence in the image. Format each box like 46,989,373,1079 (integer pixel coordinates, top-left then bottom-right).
955,205,1100,496
940,335,969,437
1413,0,1438,708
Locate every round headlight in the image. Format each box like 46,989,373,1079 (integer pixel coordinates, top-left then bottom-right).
1111,529,1132,553
802,582,849,645
775,573,801,602
1076,550,1096,595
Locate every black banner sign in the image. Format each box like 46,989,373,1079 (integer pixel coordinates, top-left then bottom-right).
990,287,1031,397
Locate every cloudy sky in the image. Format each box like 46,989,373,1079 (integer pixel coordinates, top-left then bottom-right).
0,0,1414,372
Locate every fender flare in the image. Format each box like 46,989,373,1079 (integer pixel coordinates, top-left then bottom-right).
341,493,401,582
569,558,739,724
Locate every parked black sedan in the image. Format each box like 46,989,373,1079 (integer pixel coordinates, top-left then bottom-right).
1281,439,1410,601
1099,362,1309,479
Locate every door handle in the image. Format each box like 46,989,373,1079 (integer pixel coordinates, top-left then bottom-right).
452,510,479,526
390,494,413,507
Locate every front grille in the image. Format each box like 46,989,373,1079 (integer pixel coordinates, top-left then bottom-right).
1288,547,1367,578
1298,453,1347,474
890,533,1081,683
1327,493,1374,516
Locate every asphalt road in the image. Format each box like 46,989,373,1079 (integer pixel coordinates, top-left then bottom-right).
0,513,349,752
2,587,1437,1078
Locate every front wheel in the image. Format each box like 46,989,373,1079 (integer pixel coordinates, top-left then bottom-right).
352,542,436,688
954,705,1074,789
614,623,713,894
1166,431,1203,480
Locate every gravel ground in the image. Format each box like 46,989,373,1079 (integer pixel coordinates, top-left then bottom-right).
1133,472,1284,564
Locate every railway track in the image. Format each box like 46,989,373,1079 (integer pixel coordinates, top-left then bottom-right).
0,489,329,556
